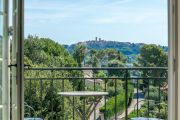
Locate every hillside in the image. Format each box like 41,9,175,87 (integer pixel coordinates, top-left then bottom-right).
64,40,168,56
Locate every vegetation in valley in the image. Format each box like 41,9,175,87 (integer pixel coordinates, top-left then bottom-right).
24,35,168,120
128,44,168,120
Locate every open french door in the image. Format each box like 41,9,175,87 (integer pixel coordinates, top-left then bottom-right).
0,0,10,120
11,0,24,120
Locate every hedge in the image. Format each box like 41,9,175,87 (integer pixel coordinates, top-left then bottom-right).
100,83,134,118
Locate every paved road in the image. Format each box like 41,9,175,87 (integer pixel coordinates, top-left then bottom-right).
114,89,145,120
83,70,145,120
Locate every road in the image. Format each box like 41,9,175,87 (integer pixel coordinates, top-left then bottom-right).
83,70,145,120
114,89,145,120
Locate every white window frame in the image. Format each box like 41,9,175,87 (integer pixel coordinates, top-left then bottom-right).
12,0,176,120
9,0,178,120
13,0,24,120
168,0,180,120
1,0,10,120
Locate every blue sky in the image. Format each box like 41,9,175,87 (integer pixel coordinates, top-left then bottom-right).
25,0,168,45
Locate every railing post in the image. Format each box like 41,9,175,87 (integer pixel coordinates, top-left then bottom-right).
62,71,64,120
83,77,86,120
137,78,139,117
147,78,150,118
125,69,128,120
104,78,107,120
73,72,75,120
94,77,96,120
158,77,161,117
29,79,32,116
115,78,117,120
40,78,43,118
51,70,54,120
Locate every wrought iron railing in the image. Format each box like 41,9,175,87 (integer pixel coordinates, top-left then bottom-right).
24,67,167,120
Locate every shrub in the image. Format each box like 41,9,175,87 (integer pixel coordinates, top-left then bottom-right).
145,86,160,102
100,83,134,119
100,91,125,119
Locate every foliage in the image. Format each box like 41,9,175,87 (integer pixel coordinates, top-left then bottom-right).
144,86,159,101
65,40,145,56
97,48,127,65
24,36,82,120
86,49,99,67
86,48,126,67
144,86,167,103
97,71,107,78
128,101,168,119
106,78,124,98
73,43,87,67
100,82,134,119
137,44,167,67
128,85,168,119
25,35,77,67
100,91,125,119
86,84,103,91
108,60,126,77
136,44,168,86
64,40,168,62
23,36,168,119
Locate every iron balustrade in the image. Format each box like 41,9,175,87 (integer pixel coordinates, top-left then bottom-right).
24,67,168,120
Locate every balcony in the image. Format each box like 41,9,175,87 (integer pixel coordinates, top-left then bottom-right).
24,67,167,120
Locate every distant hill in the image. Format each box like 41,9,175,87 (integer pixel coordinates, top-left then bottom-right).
64,40,168,56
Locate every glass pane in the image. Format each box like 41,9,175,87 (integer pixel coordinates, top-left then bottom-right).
0,15,2,58
0,0,2,11
0,3,3,119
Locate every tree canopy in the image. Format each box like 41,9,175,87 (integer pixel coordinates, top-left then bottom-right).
73,43,87,67
24,36,81,119
137,44,167,67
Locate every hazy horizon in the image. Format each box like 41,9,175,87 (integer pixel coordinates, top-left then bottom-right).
25,0,168,46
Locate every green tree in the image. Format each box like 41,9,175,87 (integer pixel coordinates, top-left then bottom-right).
97,48,126,64
137,44,167,67
24,36,82,119
73,44,87,67
108,60,125,77
24,35,77,67
89,49,97,57
87,49,99,67
136,44,168,85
